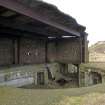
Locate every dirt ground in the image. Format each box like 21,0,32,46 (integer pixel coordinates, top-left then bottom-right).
0,84,105,105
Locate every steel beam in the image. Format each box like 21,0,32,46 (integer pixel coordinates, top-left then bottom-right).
0,26,48,38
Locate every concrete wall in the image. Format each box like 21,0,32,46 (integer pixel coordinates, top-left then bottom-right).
0,63,80,88
80,71,102,87
0,63,60,87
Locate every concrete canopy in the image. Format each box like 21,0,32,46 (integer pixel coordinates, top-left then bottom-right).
0,0,86,37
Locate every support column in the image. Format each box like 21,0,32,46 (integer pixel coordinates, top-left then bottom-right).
59,63,68,74
13,38,20,65
34,72,37,85
84,72,89,87
102,75,105,83
77,64,80,87
14,39,18,64
45,39,48,63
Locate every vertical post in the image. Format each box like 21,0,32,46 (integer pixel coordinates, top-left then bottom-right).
60,63,68,74
77,64,80,87
13,38,17,64
45,39,48,63
84,72,89,87
34,72,37,85
17,37,20,64
13,37,20,65
81,33,88,63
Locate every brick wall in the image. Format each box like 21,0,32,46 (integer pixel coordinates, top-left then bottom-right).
47,38,82,64
0,38,13,65
0,37,84,65
19,37,46,64
47,41,57,62
57,38,81,64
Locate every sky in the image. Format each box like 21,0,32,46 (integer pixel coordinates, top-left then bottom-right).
43,0,105,46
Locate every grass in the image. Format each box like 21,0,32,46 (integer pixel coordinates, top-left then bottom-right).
0,84,105,105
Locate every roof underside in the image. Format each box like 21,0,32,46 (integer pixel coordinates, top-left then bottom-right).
0,0,86,38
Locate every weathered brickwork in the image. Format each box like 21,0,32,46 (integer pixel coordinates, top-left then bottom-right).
0,36,87,65
57,38,81,64
0,38,13,65
47,38,82,64
19,37,46,64
47,41,57,62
